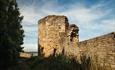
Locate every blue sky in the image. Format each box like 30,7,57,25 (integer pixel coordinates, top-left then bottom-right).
17,0,115,52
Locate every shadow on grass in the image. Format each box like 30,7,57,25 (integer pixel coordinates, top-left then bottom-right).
6,54,112,70
29,55,91,70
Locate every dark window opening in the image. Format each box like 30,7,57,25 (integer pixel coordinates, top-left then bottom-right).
53,48,57,56
113,34,115,38
39,47,44,56
59,27,61,29
41,47,44,53
62,48,65,55
70,37,73,41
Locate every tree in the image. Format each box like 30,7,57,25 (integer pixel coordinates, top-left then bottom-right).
0,0,24,69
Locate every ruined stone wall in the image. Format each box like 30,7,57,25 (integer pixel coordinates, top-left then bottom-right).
38,15,115,69
79,32,115,68
38,15,79,57
64,24,80,58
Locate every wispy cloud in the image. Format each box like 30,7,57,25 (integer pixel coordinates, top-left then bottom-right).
36,1,114,40
17,0,115,51
19,5,38,51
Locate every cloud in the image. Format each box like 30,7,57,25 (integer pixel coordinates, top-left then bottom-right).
20,6,38,23
17,0,115,51
19,5,39,46
99,19,115,31
59,3,114,41
52,4,114,41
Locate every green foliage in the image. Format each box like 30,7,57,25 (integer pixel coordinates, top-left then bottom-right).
7,54,113,70
28,55,90,70
0,0,24,69
26,55,113,70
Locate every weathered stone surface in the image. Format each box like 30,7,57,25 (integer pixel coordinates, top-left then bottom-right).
38,15,79,57
79,32,115,69
38,15,115,69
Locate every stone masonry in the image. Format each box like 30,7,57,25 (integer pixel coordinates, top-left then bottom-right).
38,15,79,57
38,15,115,69
79,32,115,69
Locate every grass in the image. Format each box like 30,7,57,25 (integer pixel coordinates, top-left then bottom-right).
7,54,113,70
28,55,91,70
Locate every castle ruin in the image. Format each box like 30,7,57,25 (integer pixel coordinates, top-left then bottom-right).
38,15,115,69
38,15,79,57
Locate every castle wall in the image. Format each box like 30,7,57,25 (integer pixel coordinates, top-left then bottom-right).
38,15,115,69
79,32,115,68
38,15,79,57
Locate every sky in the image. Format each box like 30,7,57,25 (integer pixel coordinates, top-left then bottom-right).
17,0,115,52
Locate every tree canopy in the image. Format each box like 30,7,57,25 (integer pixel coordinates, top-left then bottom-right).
0,0,24,69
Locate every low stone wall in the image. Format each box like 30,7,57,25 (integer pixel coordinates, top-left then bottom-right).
79,32,115,69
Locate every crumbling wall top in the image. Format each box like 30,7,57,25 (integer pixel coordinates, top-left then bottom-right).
38,15,68,25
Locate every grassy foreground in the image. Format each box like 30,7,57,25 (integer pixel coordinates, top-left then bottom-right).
28,55,90,70
8,55,112,70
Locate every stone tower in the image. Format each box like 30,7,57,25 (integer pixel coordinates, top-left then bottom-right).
38,15,79,57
